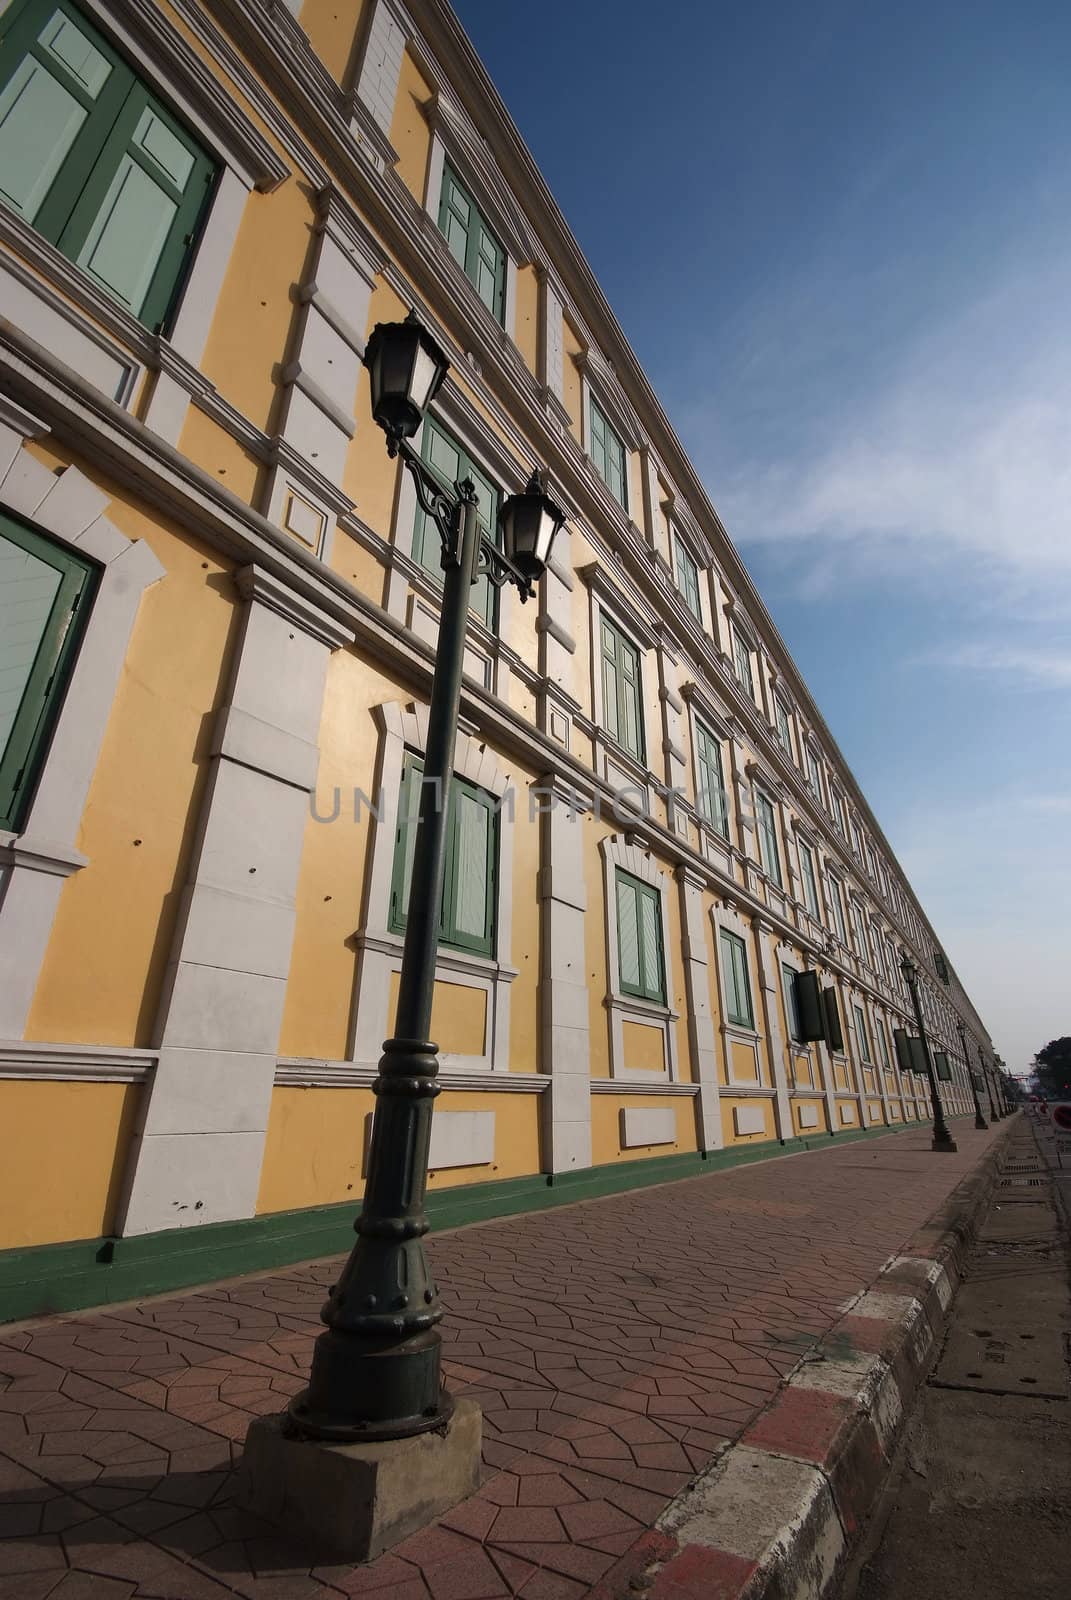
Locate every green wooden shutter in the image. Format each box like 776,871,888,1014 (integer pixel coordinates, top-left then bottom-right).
589,397,627,508
390,754,497,956
0,0,216,329
615,870,665,1004
781,964,802,1042
876,1018,891,1070
0,0,129,231
414,417,497,627
893,1027,913,1072
695,722,727,836
438,161,505,323
601,615,644,762
59,85,215,326
757,793,782,887
853,1003,872,1062
674,534,701,621
933,1050,952,1083
721,930,753,1028
792,970,824,1042
444,782,496,955
0,510,96,831
823,986,844,1053
908,1035,928,1076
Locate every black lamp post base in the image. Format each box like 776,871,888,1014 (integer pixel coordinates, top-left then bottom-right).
974,1114,988,1130
931,1133,958,1152
288,1326,452,1443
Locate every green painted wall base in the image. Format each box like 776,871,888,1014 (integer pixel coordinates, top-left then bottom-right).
0,1114,974,1326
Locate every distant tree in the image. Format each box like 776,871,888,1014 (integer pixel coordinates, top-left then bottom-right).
1031,1037,1071,1100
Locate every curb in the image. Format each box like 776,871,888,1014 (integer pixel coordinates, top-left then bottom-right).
594,1119,1017,1600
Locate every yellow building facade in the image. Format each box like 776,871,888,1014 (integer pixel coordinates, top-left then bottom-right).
0,0,995,1318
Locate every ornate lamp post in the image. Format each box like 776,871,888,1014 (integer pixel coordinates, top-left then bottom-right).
900,951,957,1152
977,1043,1000,1121
288,313,566,1442
956,1022,988,1130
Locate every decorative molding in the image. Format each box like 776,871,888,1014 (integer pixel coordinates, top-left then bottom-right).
589,1079,699,1097
0,1041,156,1084
275,1058,549,1093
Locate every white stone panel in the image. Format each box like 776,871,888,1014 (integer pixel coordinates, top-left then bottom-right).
141,1049,275,1135
177,881,297,980
121,1131,267,1233
797,1104,819,1129
733,1104,766,1136
429,1110,495,1169
621,1107,677,1148
196,762,309,904
297,306,362,418
840,1103,858,1125
279,387,349,482
160,964,287,1055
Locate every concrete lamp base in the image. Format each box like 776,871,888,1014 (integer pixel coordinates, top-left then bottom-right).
932,1137,959,1153
238,1399,482,1562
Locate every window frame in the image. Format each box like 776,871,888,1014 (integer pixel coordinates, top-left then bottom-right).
755,790,782,888
732,625,755,700
694,718,729,838
673,531,702,623
852,1001,872,1063
389,752,499,959
720,928,755,1029
826,870,848,945
806,743,824,802
781,962,804,1044
599,610,645,763
798,838,821,919
0,0,219,331
588,393,628,509
614,867,666,1005
775,698,794,761
436,157,506,323
0,509,98,832
412,413,499,630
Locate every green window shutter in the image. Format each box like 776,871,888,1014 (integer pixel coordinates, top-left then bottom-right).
794,969,826,1042
0,1,130,231
414,417,498,628
823,986,844,1053
733,630,754,698
674,534,701,621
853,1003,871,1062
615,869,665,1004
799,842,820,918
60,85,216,327
908,1035,928,1077
438,161,505,323
589,397,627,509
0,509,96,831
776,701,793,758
781,964,802,1042
933,1050,952,1083
389,754,497,957
600,614,644,762
695,722,728,836
720,929,753,1028
876,1018,891,1070
893,1028,913,1072
0,0,216,329
756,793,782,887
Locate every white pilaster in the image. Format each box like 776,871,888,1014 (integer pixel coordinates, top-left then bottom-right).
117,566,353,1235
677,866,722,1151
751,917,793,1143
537,774,591,1173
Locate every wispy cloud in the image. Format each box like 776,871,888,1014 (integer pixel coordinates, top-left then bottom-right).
696,256,1071,609
918,642,1071,690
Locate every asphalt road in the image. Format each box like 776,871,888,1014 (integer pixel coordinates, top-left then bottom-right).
842,1119,1071,1600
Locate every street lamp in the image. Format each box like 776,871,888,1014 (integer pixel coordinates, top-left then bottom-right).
977,1042,1000,1121
900,951,957,1152
288,313,566,1442
956,1022,988,1130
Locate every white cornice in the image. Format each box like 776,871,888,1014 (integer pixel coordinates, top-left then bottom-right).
0,1041,157,1083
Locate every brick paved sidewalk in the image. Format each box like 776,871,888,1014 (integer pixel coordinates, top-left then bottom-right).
0,1123,999,1600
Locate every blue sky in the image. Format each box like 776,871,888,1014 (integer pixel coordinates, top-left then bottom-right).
455,0,1071,1076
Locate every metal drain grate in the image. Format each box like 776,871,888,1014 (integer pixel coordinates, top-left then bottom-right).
1000,1177,1043,1187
